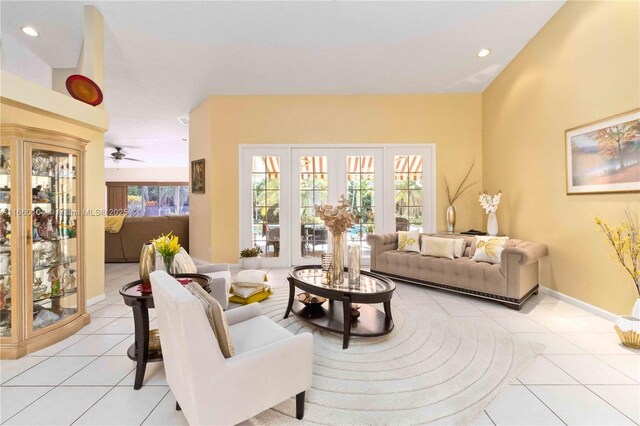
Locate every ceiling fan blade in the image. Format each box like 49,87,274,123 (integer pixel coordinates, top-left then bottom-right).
123,158,145,162
105,143,139,150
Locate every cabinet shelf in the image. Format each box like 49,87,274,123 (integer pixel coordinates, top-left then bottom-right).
33,256,77,272
33,288,78,305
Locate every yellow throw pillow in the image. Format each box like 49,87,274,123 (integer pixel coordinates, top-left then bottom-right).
471,236,509,264
186,282,235,358
104,215,125,233
229,288,273,305
398,231,420,252
421,236,455,260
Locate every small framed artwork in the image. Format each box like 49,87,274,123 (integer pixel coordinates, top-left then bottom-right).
566,109,640,194
191,159,205,194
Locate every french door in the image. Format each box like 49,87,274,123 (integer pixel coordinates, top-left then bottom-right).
239,145,435,268
291,148,383,266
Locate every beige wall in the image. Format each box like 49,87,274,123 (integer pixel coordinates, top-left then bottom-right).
188,99,214,261
482,1,640,314
190,94,483,263
1,101,106,301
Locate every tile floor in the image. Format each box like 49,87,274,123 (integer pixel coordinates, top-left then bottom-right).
1,263,638,425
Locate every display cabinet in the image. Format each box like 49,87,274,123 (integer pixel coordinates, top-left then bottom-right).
1,125,89,359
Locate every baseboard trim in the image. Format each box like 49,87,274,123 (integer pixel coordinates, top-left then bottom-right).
539,286,617,321
87,294,106,307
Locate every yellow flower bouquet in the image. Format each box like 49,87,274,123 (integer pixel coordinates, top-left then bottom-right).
153,232,181,273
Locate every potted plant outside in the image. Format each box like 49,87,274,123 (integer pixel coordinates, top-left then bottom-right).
240,246,262,270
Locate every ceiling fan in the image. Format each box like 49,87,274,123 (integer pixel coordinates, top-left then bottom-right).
105,147,144,163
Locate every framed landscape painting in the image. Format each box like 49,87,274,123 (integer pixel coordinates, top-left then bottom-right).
566,109,640,194
191,159,205,194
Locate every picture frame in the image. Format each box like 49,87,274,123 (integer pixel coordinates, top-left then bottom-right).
191,159,205,194
565,109,640,195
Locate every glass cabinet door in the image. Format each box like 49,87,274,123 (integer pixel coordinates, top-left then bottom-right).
30,147,79,333
0,145,12,338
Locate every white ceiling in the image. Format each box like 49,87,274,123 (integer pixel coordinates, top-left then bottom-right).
1,1,564,169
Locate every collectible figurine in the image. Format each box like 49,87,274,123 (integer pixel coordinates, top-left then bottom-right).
48,261,61,297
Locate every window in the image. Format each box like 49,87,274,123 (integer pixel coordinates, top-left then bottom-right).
252,156,280,257
394,155,423,232
346,155,375,255
127,185,189,216
299,156,328,258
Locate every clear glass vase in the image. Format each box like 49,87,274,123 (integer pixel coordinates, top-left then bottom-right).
163,254,175,274
348,243,361,287
331,231,344,285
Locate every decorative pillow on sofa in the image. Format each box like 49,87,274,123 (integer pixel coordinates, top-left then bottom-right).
421,236,455,259
185,282,235,358
453,238,466,258
398,231,420,252
471,236,508,264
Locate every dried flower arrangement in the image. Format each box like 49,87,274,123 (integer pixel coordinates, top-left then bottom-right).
314,194,358,234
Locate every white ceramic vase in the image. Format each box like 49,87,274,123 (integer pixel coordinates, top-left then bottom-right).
240,256,261,270
633,297,640,319
487,212,498,236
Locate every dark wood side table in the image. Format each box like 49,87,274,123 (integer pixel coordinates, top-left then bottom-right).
285,266,395,349
119,273,212,389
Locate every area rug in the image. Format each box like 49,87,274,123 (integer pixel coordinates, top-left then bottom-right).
248,287,544,425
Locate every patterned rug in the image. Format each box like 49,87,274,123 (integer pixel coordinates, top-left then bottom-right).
248,288,544,425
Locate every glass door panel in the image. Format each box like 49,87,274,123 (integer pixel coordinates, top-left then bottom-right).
251,156,281,258
0,145,12,338
394,155,423,232
345,155,376,258
30,148,79,332
299,155,328,259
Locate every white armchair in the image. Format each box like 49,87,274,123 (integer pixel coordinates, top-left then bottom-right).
155,253,231,309
195,262,231,310
150,271,314,425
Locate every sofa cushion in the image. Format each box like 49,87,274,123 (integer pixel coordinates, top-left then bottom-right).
453,238,466,258
421,236,455,259
398,231,420,252
471,236,509,264
375,250,507,296
230,315,292,355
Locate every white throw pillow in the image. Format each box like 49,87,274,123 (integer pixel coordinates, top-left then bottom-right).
398,231,420,252
471,236,508,264
234,269,268,285
421,236,455,260
185,282,235,358
453,238,466,258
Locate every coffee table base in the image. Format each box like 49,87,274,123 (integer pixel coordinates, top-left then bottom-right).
290,299,393,349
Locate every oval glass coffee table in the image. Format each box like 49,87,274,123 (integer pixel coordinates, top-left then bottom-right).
285,265,395,349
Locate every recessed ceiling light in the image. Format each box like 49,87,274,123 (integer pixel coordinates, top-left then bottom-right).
21,26,39,37
477,48,491,58
177,117,189,125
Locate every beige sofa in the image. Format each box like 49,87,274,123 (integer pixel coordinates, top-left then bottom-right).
367,233,548,310
105,215,189,263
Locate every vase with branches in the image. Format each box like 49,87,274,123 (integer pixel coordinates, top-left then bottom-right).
595,209,640,348
594,210,640,311
443,159,477,233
